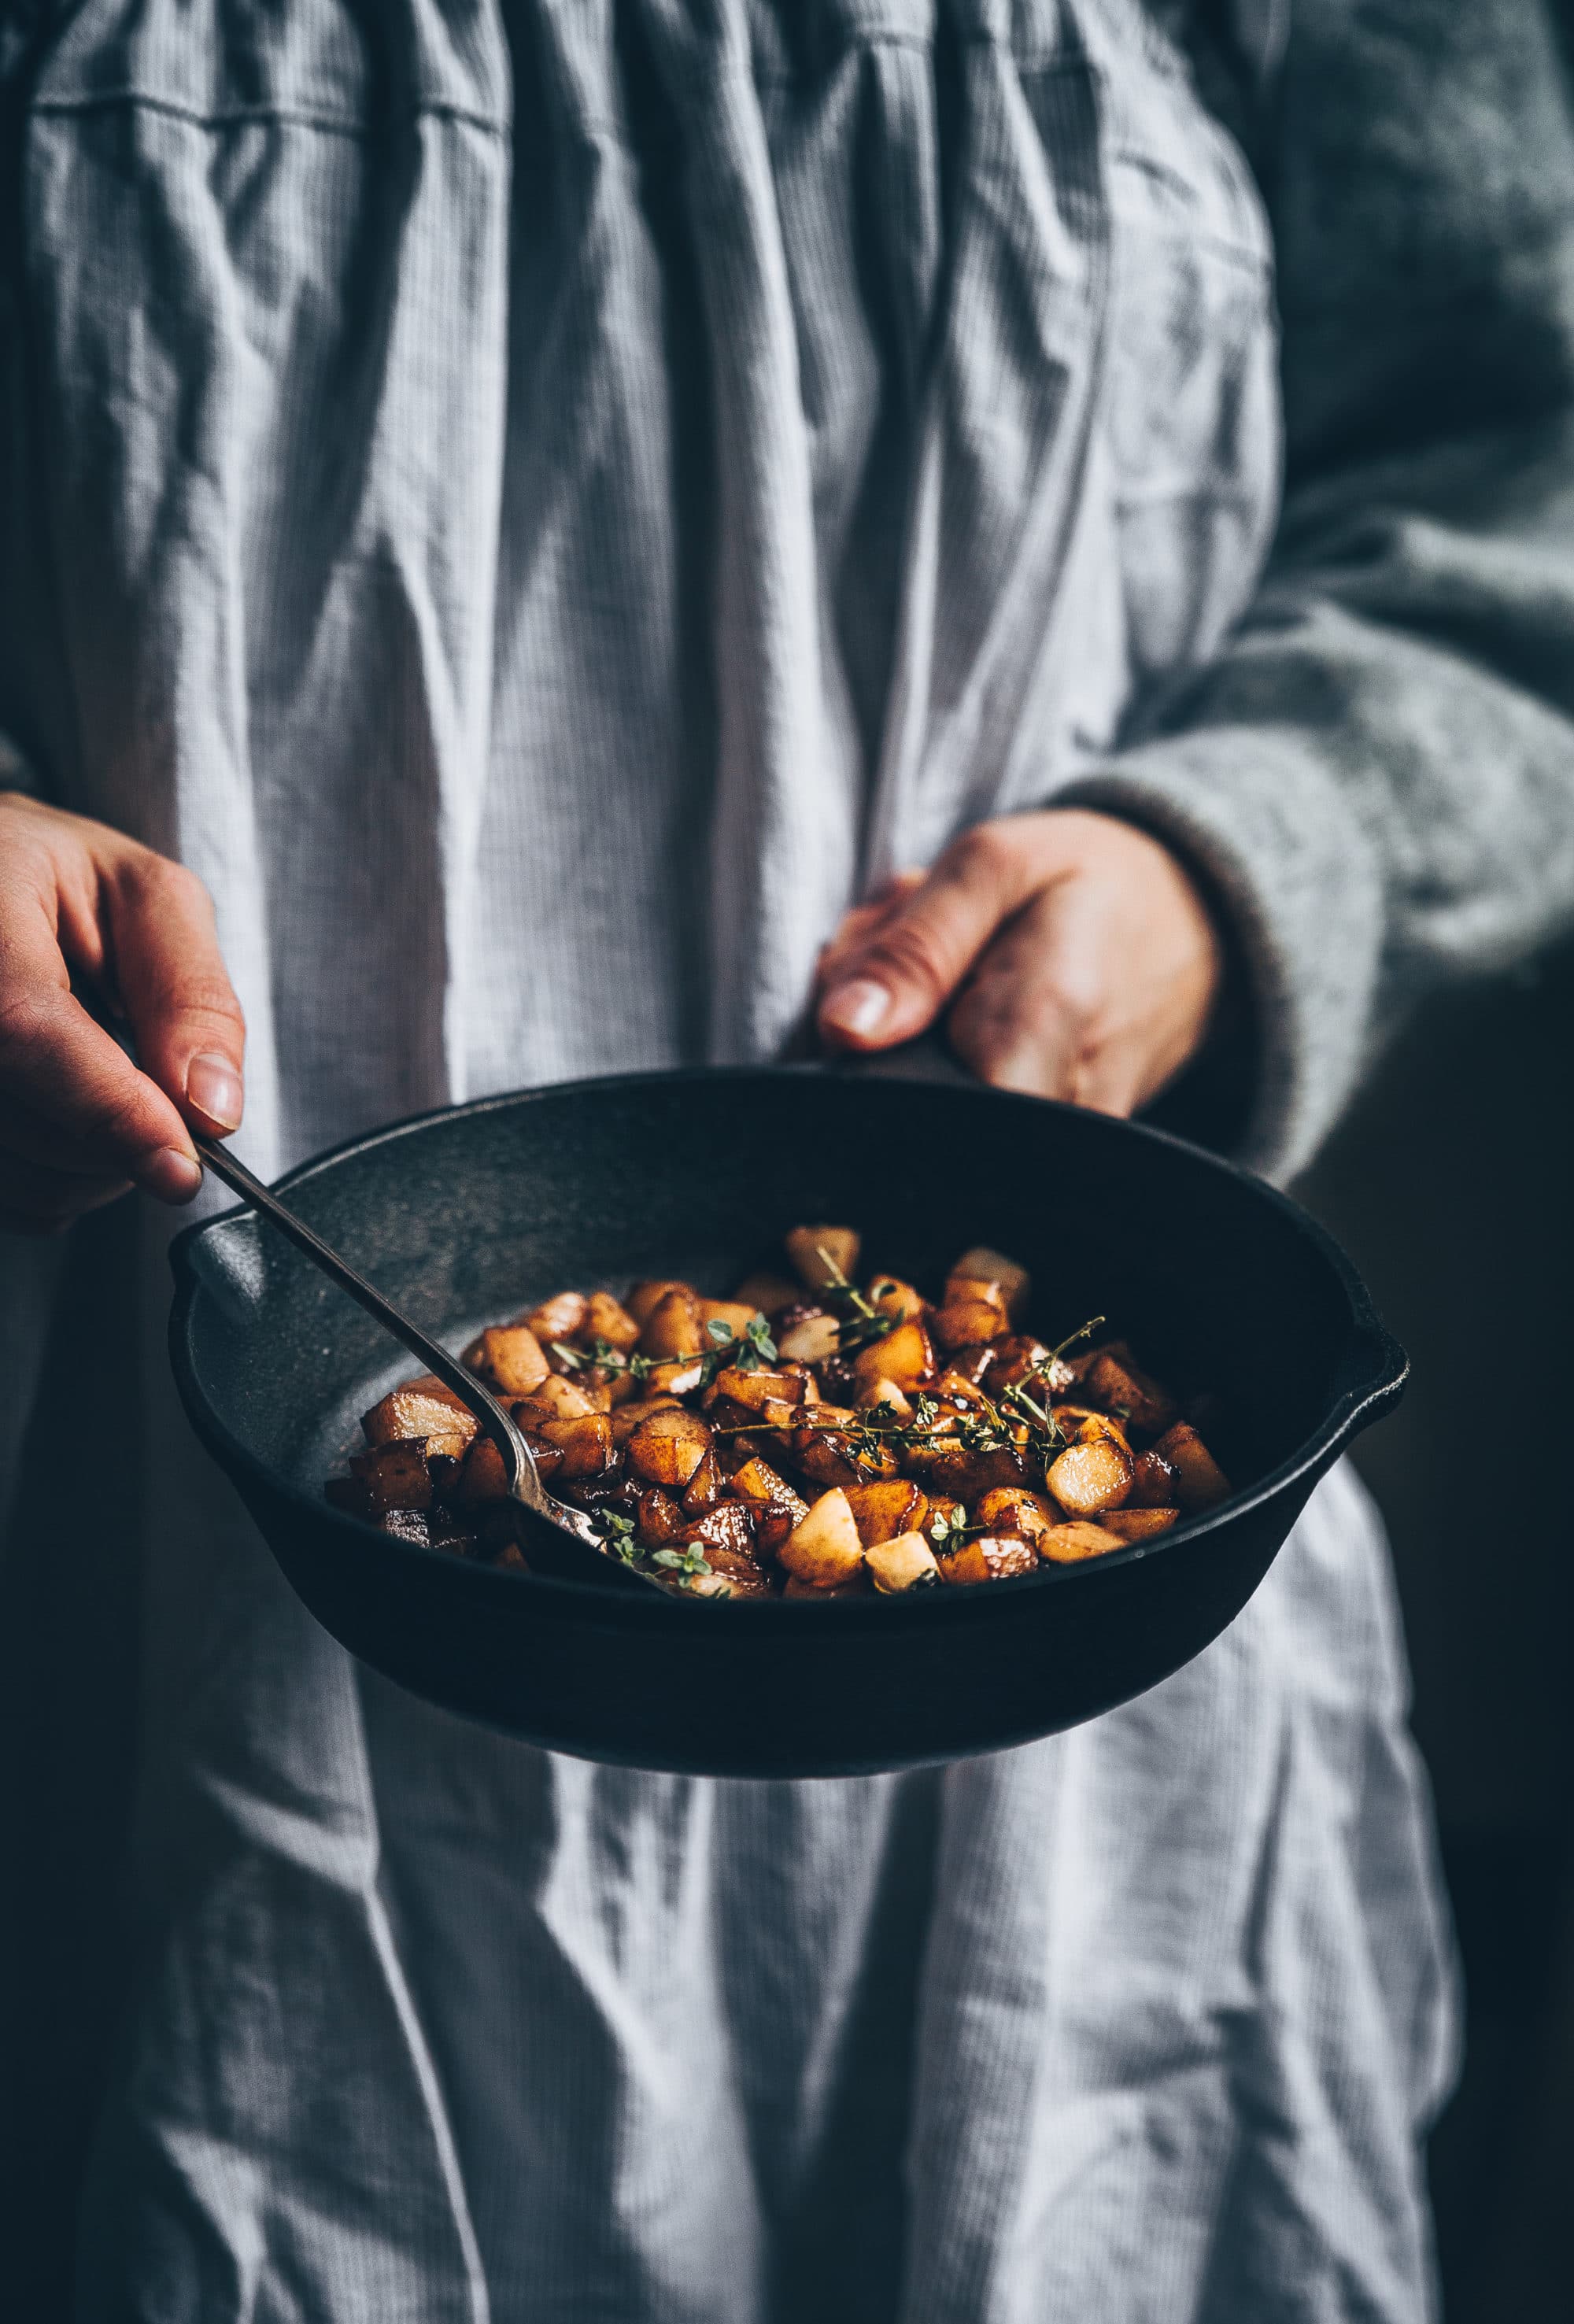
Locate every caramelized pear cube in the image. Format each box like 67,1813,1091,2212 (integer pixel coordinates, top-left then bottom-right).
778,1488,866,1587
785,1225,861,1289
866,1532,940,1594
463,1325,549,1398
626,1406,714,1491
1096,1507,1180,1542
1151,1423,1231,1513
1046,1435,1134,1515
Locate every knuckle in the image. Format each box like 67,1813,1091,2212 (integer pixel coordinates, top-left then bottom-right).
176,980,246,1040
136,852,208,911
948,1002,1022,1082
948,821,1018,887
865,919,955,1003
1038,960,1103,1028
0,988,58,1074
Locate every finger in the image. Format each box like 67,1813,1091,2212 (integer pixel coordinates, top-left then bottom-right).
0,1094,162,1176
102,855,246,1135
817,827,1048,1050
946,885,1143,1114
815,872,926,987
944,892,1088,1100
0,893,204,1202
0,1154,133,1236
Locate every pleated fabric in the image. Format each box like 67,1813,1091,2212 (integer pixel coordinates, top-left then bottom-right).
4,2,1455,2315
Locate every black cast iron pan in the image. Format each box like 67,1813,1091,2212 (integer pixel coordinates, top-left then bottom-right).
168,1065,1406,1777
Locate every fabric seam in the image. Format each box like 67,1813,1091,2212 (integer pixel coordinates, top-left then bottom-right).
30,90,508,138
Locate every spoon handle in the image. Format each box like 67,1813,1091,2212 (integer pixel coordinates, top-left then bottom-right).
192,1132,541,1512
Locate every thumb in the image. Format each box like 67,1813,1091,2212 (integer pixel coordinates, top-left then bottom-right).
816,827,1043,1051
104,853,247,1136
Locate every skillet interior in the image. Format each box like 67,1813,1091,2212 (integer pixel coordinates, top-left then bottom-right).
169,1067,1404,1775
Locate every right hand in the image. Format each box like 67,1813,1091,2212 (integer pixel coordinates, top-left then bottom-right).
0,792,246,1234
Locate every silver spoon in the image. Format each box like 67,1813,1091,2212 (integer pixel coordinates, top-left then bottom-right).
192,1133,663,1592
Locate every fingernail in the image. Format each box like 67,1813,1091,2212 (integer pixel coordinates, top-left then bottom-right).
821,979,890,1039
187,1052,243,1130
138,1147,203,1204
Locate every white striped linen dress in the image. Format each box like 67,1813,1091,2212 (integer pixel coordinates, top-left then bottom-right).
18,0,1574,2313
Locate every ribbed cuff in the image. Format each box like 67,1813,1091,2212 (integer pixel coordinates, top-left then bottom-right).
1055,726,1386,1183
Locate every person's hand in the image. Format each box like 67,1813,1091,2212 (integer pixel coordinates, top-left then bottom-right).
0,792,246,1233
815,809,1221,1115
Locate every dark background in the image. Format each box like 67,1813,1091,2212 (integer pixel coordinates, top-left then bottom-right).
1299,933,1574,2318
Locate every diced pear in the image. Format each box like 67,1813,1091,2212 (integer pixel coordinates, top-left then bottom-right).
931,1295,1010,1351
855,1377,913,1418
668,1572,724,1598
696,1298,760,1339
1040,1520,1122,1564
866,1532,940,1593
611,1394,682,1446
1151,1424,1231,1513
844,1478,929,1546
785,1225,861,1289
778,1487,866,1587
349,1438,433,1514
711,1365,807,1412
584,1291,641,1353
728,1458,809,1554
1046,1435,1133,1516
534,1411,613,1480
626,1406,714,1490
947,1247,1030,1321
637,1487,685,1546
637,1286,705,1359
624,1278,695,1325
1084,1350,1178,1436
794,1415,899,1489
523,1290,589,1345
456,1434,512,1508
937,1535,1039,1586
1096,1507,1179,1542
681,1446,726,1513
361,1375,478,1450
463,1324,549,1398
701,1545,773,1598
865,1275,926,1322
681,1502,757,1558
515,1373,600,1423
1129,1450,1179,1507
777,1311,843,1365
851,1318,934,1393
974,1486,1059,1546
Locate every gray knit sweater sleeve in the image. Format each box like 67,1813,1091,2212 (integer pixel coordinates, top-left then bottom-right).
1065,0,1574,1181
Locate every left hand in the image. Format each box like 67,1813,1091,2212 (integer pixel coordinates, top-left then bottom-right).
814,809,1222,1116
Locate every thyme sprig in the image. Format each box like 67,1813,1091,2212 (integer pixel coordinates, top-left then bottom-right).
989,1317,1109,1449
593,1507,726,1594
552,1313,778,1395
928,1505,985,1552
1046,1315,1107,1366
814,1247,896,1354
719,1313,1107,1475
